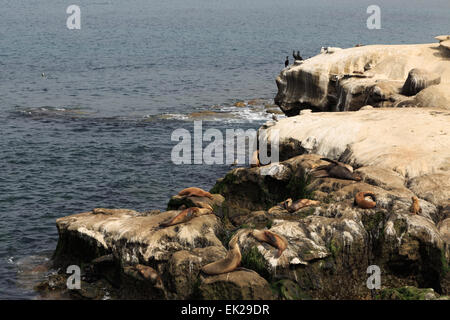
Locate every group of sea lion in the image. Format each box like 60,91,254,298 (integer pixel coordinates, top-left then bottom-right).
311,158,422,214
159,187,215,228
355,191,422,213
201,229,289,275
312,158,361,181
89,162,423,281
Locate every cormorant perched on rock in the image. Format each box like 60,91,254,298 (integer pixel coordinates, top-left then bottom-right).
284,56,289,67
293,51,303,61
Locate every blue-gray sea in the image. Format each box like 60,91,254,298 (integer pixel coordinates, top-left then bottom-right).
0,0,449,299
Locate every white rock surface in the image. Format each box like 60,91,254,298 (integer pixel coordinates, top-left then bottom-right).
260,108,450,179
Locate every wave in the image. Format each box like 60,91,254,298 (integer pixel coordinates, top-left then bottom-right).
9,99,285,124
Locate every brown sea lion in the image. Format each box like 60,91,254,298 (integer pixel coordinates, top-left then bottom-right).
354,192,377,209
160,207,198,227
201,235,241,275
312,158,361,181
251,230,288,258
178,187,213,199
92,208,138,215
410,196,422,215
283,198,320,213
135,264,162,285
160,206,213,228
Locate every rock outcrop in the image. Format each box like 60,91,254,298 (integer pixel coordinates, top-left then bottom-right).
43,194,274,300
209,153,450,298
275,40,450,115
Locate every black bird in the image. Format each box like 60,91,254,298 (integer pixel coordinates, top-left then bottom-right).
292,51,304,61
284,56,289,67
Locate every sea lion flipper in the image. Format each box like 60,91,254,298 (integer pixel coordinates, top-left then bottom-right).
311,169,330,178
320,158,340,165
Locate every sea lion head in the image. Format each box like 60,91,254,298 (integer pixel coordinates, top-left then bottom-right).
283,198,293,210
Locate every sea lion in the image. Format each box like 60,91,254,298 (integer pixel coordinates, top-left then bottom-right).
283,198,320,213
312,158,361,181
135,264,163,286
251,230,288,258
178,187,213,199
92,208,138,215
201,235,242,275
410,196,422,215
123,264,164,291
159,206,212,228
354,192,377,209
91,254,114,265
251,149,260,168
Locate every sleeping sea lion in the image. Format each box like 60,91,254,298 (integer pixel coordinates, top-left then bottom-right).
283,198,320,213
251,230,288,258
159,206,212,228
201,235,241,275
135,264,163,288
92,208,138,215
312,158,361,181
354,192,377,209
178,187,213,199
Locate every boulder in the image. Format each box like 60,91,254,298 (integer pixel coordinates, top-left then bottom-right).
400,84,450,110
51,207,226,299
401,68,441,96
408,173,450,209
438,218,450,245
199,270,274,300
166,246,227,299
440,40,450,52
376,286,442,300
435,35,450,42
54,208,224,266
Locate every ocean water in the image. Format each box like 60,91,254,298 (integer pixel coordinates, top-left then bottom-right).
0,0,449,299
